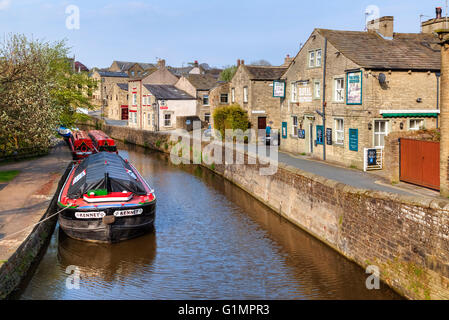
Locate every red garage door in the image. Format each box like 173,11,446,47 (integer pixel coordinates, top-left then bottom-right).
400,138,440,190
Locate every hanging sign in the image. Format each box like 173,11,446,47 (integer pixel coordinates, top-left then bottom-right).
347,71,362,105
349,129,359,151
273,81,286,98
326,128,332,145
367,149,377,166
298,129,306,139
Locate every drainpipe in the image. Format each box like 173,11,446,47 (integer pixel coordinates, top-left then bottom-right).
437,71,441,128
322,38,328,161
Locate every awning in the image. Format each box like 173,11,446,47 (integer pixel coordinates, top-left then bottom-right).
380,110,440,118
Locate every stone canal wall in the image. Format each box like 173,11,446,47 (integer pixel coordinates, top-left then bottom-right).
84,118,449,300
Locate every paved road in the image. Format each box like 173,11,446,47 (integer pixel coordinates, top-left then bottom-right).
88,111,128,126
278,151,418,197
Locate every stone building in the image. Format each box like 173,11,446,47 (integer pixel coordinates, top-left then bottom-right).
138,59,180,85
208,82,231,129
280,16,441,169
90,70,129,113
108,83,129,120
127,79,196,132
109,61,156,77
175,74,220,123
229,60,287,139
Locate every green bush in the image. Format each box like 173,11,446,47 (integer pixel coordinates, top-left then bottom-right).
212,104,250,141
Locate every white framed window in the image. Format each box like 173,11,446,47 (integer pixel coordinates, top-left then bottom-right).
164,113,172,127
205,113,211,123
374,120,389,147
203,95,209,106
409,119,424,131
334,118,344,145
132,93,137,105
292,116,298,136
231,88,235,103
334,78,344,102
291,82,298,102
309,51,315,68
316,49,322,67
243,87,248,103
314,80,321,99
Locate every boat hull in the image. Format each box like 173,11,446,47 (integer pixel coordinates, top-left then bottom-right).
58,201,156,243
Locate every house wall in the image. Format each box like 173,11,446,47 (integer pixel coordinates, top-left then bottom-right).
158,100,197,131
280,29,439,169
142,67,179,85
209,83,230,129
108,85,129,120
90,71,130,114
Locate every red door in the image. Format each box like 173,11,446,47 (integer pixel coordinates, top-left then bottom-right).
121,106,129,120
258,117,267,130
400,138,440,190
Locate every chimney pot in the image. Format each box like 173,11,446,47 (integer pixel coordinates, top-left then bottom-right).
437,7,443,19
157,59,166,68
241,60,245,65
237,59,241,66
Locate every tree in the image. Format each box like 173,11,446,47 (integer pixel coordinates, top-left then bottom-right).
212,104,250,141
0,34,97,153
219,65,237,82
250,59,272,66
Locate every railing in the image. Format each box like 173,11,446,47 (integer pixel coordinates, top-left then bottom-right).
363,147,384,172
0,146,49,162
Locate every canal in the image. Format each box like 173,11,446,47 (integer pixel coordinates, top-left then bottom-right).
17,143,400,300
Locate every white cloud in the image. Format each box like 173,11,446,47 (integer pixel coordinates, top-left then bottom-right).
0,0,10,10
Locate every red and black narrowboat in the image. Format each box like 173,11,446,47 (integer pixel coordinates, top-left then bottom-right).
69,130,95,160
88,130,118,154
57,152,156,243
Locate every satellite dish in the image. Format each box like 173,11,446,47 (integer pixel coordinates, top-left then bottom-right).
378,73,387,85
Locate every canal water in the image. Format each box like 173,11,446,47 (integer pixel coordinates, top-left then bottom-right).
18,143,400,300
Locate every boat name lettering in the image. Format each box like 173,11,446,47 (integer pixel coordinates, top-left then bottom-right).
75,211,106,219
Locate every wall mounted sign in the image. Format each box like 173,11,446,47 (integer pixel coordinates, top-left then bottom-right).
326,128,332,145
367,149,377,166
282,122,288,139
347,71,363,105
316,125,324,145
186,120,192,125
273,80,286,98
349,129,359,151
252,110,266,114
160,106,168,110
298,129,306,139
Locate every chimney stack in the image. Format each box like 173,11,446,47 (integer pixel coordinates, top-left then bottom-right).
283,54,294,67
157,59,166,69
367,16,394,38
194,60,199,67
237,59,241,67
437,7,443,19
241,59,245,65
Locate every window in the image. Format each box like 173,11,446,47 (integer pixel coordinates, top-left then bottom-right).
205,113,211,123
132,93,137,105
243,87,248,103
203,95,210,106
316,49,322,67
374,120,389,147
409,119,424,131
148,113,152,126
309,51,315,67
334,118,344,144
291,82,298,102
116,95,118,101
220,93,229,104
152,113,155,127
334,78,344,102
314,80,321,99
292,116,298,136
131,71,135,76
231,88,235,103
164,113,172,127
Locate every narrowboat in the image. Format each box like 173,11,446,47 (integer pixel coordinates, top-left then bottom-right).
57,152,156,243
57,125,73,139
88,130,118,154
69,130,95,160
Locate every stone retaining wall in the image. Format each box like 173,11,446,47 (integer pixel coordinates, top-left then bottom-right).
82,118,449,300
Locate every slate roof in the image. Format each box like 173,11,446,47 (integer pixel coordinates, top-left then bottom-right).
97,71,129,78
244,66,288,80
185,74,219,90
317,29,441,71
143,85,195,100
116,83,128,91
113,61,156,71
167,66,195,77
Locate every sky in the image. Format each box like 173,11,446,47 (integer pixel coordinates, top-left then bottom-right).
0,0,446,69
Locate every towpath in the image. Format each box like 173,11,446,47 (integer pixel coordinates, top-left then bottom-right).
0,141,72,263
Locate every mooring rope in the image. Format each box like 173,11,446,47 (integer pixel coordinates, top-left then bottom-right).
0,206,69,243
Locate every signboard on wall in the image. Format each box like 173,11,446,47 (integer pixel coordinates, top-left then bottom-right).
282,122,288,139
298,129,305,139
347,71,362,105
326,128,332,145
298,85,312,103
367,149,377,166
273,81,286,98
349,129,359,152
316,125,324,145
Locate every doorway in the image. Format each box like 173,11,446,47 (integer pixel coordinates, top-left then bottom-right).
121,105,129,120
